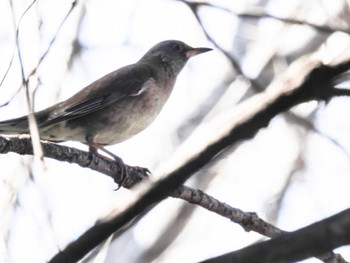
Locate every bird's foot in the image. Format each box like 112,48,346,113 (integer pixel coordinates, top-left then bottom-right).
110,155,128,191
89,145,128,190
89,145,151,189
119,166,151,189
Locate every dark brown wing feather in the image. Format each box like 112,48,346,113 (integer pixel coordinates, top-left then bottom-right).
38,63,154,127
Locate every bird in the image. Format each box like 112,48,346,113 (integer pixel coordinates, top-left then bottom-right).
0,40,212,184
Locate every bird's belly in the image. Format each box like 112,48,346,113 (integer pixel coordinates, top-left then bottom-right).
79,85,171,145
93,96,166,144
40,122,87,142
93,111,156,144
39,81,173,146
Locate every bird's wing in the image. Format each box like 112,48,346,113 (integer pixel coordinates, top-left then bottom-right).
39,64,154,127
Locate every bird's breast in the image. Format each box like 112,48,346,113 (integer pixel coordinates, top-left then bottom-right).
90,78,174,145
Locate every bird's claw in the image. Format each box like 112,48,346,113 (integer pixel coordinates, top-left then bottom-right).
115,166,150,189
111,157,128,190
89,145,150,189
134,166,151,176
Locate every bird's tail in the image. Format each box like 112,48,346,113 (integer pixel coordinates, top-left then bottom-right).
0,115,30,134
0,111,50,135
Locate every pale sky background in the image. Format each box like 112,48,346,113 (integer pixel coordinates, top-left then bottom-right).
1,0,350,262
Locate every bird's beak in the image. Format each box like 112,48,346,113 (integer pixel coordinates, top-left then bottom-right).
186,47,212,58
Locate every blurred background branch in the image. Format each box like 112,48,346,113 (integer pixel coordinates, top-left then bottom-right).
2,0,350,263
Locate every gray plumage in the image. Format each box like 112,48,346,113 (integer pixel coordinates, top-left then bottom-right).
0,40,211,154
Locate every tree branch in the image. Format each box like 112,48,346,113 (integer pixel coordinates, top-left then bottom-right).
0,136,148,188
181,0,350,35
45,57,350,262
174,185,345,263
200,208,350,263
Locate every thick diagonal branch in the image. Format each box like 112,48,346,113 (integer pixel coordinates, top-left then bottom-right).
46,58,350,262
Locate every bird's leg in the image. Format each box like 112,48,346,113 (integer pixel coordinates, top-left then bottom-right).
89,145,127,190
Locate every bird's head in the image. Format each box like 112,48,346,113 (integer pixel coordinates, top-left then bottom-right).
140,40,212,76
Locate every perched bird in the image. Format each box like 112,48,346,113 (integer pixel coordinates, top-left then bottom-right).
0,40,211,168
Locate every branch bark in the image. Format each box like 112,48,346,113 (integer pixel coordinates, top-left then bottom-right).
200,208,350,263
0,136,148,188
2,57,350,262
45,58,350,262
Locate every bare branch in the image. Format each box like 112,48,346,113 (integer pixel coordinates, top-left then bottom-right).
0,136,147,188
174,185,345,263
46,57,350,262
1,0,78,107
200,208,350,263
181,0,350,35
0,0,36,89
27,0,78,81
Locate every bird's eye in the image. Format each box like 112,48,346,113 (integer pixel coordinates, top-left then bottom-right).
173,43,184,53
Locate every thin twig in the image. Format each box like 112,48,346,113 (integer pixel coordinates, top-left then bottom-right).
0,0,37,108
28,0,78,81
1,0,78,108
181,0,350,34
9,0,43,159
